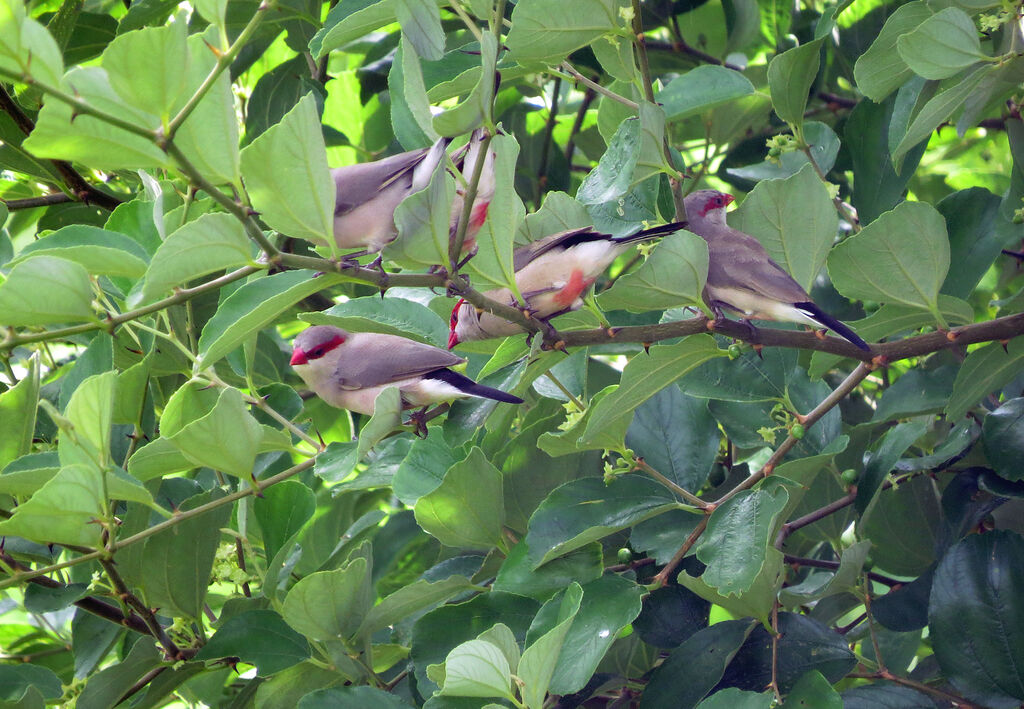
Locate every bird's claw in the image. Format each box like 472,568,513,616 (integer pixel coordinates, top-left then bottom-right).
405,407,431,438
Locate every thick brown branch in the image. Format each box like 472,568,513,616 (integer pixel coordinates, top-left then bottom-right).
3,192,73,210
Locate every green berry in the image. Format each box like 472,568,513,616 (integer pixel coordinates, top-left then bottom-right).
791,423,805,439
728,343,742,359
617,548,633,564
841,469,858,484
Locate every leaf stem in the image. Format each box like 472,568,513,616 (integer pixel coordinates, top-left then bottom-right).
557,62,639,110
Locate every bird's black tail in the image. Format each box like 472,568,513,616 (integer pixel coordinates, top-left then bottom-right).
794,302,871,351
425,369,524,404
611,221,688,244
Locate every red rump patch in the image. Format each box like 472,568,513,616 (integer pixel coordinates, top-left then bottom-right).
553,269,595,309
470,201,490,231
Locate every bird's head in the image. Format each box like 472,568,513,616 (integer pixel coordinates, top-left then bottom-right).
290,325,348,367
684,190,735,226
448,299,467,349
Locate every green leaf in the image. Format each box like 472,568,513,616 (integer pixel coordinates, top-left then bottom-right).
519,583,583,708
355,386,403,462
432,33,496,136
841,684,934,708
395,0,443,61
896,8,984,81
383,149,454,269
625,386,719,493
23,67,169,170
282,557,372,643
135,213,252,305
597,230,708,313
197,270,345,368
0,664,62,702
580,336,725,448
591,35,635,82
946,339,1024,420
196,609,310,675
890,65,991,170
254,479,316,562
302,295,448,348
657,66,755,123
506,0,627,66
494,541,603,602
697,487,789,596
239,93,335,249
438,639,515,699
357,575,477,639
767,38,823,132
0,353,38,470
641,620,756,709
983,398,1024,482
0,255,94,326
861,476,941,577
853,2,935,102
392,431,460,504
389,38,437,149
140,489,232,618
59,370,116,470
938,187,1005,299
543,575,643,694
779,540,871,606
101,20,187,119
577,104,668,208
827,201,949,323
730,164,837,292
0,2,63,86
74,639,161,709
298,686,415,709
12,225,149,279
930,531,1024,708
312,0,396,59
855,420,929,514
161,382,264,479
524,476,682,568
414,447,505,550
0,463,103,546
677,547,784,625
697,689,773,709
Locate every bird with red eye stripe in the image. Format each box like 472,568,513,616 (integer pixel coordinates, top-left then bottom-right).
448,221,686,348
290,326,523,423
683,189,870,351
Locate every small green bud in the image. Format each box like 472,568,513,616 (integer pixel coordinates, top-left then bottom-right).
791,423,805,439
617,548,633,564
841,469,858,484
727,343,742,359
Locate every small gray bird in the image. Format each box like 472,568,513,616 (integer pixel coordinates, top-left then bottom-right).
331,130,495,255
448,221,686,347
683,189,869,350
290,325,523,416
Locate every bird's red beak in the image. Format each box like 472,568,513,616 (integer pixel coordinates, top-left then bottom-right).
447,330,459,350
290,348,308,365
723,194,735,206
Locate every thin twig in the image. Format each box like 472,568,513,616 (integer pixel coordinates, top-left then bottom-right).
634,458,707,508
558,62,639,110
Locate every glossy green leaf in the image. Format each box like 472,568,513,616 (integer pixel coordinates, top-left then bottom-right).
58,370,115,471
395,0,443,61
140,489,232,618
254,479,316,562
282,557,372,642
239,93,335,249
860,475,941,577
780,540,871,606
828,201,949,322
767,39,823,132
983,398,1024,482
855,419,929,513
0,255,94,326
415,447,504,550
0,354,38,470
302,295,448,347
506,0,626,66
946,339,1024,420
384,150,455,270
23,67,168,170
730,164,837,292
781,670,841,708
524,476,682,568
312,0,396,59
896,8,984,80
930,531,1024,708
196,609,310,675
581,336,725,448
640,620,756,709
597,230,708,313
438,638,515,699
0,1,63,87
696,689,773,709
389,38,437,149
357,574,477,638
853,2,935,102
298,686,415,709
938,187,1005,299
577,104,668,208
12,225,149,279
697,486,789,596
657,66,755,123
519,583,583,708
633,583,710,649
432,33,496,136
493,541,603,602
101,21,187,118
136,213,252,304
0,463,104,546
841,684,934,708
392,431,461,504
197,270,345,368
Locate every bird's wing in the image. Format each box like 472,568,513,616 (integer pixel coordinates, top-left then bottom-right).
705,226,810,304
512,225,600,271
332,333,466,389
332,149,429,214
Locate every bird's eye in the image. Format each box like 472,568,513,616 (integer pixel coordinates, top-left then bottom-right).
310,347,324,358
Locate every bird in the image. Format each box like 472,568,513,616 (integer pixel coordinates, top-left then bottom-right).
331,129,495,257
447,221,687,348
290,326,523,419
682,189,870,351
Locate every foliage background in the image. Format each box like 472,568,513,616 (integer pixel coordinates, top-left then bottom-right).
0,0,1023,707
